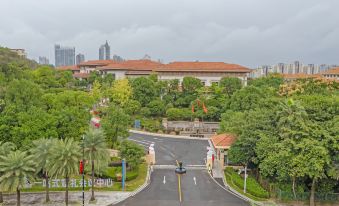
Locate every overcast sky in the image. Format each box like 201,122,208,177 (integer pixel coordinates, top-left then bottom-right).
1,0,338,67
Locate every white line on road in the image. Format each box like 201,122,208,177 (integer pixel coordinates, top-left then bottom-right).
163,176,166,184
129,139,153,146
193,177,197,185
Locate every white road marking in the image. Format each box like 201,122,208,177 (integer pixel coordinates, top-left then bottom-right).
131,138,155,144
129,139,152,146
163,176,166,184
193,177,197,185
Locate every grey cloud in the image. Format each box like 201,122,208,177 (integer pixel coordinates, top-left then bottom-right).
0,0,338,67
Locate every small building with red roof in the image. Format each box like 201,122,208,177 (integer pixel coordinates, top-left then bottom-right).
210,133,237,168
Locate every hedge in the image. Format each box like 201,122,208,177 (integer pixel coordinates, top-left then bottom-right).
225,167,269,198
103,166,139,182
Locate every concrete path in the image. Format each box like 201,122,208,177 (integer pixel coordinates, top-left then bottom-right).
1,191,131,206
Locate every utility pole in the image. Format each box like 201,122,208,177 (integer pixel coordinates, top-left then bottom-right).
122,159,126,191
244,164,247,193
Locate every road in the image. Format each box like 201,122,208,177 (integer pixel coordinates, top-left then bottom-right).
129,133,208,166
114,133,249,206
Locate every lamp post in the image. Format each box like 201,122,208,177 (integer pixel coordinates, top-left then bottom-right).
243,164,247,193
82,135,85,206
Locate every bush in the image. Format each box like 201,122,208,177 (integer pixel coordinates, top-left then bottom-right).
103,166,139,181
166,108,192,120
225,167,269,198
141,118,162,132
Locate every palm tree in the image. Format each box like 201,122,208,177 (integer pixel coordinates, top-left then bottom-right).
0,141,16,203
30,138,55,202
84,128,109,201
48,138,81,206
0,150,36,206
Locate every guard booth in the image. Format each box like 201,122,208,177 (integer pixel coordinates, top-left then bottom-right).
146,144,155,165
210,133,236,168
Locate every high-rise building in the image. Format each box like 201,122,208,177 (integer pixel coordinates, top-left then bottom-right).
54,44,75,67
112,54,124,62
76,53,85,65
99,41,110,60
38,56,49,65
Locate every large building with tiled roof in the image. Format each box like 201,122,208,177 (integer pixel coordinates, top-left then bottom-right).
321,67,339,80
60,59,251,85
156,61,251,86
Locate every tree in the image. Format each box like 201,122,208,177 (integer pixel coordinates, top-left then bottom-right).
90,80,102,102
182,77,203,95
0,150,36,206
83,128,110,201
5,79,43,112
229,86,266,111
101,104,130,146
249,74,283,90
0,141,16,203
48,138,81,206
130,77,157,106
219,77,242,97
293,139,330,206
30,138,55,202
41,91,94,140
122,100,141,115
119,140,145,170
31,66,59,89
111,79,133,107
147,99,166,116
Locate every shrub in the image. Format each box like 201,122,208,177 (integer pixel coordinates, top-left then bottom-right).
225,167,269,198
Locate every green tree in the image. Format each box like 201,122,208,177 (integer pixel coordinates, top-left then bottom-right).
229,86,266,111
101,104,130,146
182,76,203,95
42,91,94,140
83,128,110,201
0,141,16,203
90,80,102,102
130,77,157,106
0,150,36,206
147,99,166,116
48,139,81,206
111,79,133,107
119,140,145,170
30,138,55,202
5,79,43,112
219,77,242,97
249,74,283,90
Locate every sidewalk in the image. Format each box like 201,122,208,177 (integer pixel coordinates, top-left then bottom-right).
1,191,131,206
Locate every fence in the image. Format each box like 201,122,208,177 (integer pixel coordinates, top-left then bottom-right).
276,190,339,202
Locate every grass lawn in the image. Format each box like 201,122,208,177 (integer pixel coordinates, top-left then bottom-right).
21,163,148,193
224,167,269,201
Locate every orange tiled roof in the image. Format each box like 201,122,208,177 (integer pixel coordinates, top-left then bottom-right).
321,67,339,75
210,133,236,149
78,60,115,66
98,60,163,71
156,62,251,73
282,73,321,79
56,65,79,71
73,73,90,78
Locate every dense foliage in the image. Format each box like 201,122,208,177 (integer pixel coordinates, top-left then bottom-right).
222,75,339,205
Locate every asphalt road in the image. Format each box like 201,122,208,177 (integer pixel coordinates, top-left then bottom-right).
129,133,209,166
115,133,249,206
115,169,248,206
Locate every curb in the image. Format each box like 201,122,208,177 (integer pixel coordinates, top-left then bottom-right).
129,130,208,141
109,165,152,205
222,172,265,206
